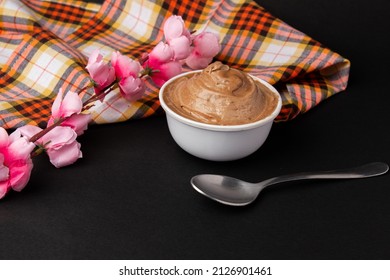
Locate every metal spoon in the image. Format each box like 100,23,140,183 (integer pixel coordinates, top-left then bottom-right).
191,162,389,206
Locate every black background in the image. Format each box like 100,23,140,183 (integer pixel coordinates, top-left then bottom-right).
1,0,389,259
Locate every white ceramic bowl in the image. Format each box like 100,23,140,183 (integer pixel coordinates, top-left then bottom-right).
159,71,282,161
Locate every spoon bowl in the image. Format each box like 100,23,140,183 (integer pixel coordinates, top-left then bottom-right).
191,175,260,206
191,162,389,206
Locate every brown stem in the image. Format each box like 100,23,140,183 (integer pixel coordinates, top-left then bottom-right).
28,81,117,144
82,81,118,109
29,118,65,143
78,84,92,95
30,145,46,158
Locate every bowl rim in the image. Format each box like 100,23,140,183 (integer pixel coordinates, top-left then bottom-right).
159,70,282,132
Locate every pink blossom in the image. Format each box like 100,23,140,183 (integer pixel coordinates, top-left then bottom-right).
143,42,182,87
185,32,221,69
163,15,191,42
163,15,191,60
111,51,141,79
191,32,221,57
118,76,146,101
86,49,116,94
149,42,175,63
185,54,214,70
149,61,182,87
47,88,91,136
0,127,35,199
19,125,82,169
111,51,145,101
168,36,191,60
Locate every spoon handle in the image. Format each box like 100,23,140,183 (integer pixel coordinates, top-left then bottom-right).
260,162,389,189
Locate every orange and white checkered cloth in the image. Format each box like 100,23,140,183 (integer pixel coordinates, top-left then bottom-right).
0,0,350,129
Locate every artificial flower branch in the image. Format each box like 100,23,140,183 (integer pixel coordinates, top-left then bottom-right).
29,77,118,143
0,15,221,199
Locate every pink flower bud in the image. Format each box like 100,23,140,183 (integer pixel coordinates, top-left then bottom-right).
185,32,221,69
168,35,191,60
19,125,82,169
48,89,91,136
144,59,182,87
111,51,142,79
185,53,214,70
42,126,82,168
143,42,183,87
163,15,191,41
149,42,175,64
191,32,221,58
119,76,146,102
86,49,116,93
111,51,145,102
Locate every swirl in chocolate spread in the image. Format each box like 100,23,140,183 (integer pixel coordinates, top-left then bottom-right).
163,62,279,125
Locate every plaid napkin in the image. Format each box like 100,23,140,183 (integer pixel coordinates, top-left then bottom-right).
0,0,350,129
